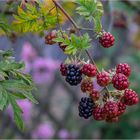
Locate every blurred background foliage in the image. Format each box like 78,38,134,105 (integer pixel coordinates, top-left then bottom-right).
0,0,140,139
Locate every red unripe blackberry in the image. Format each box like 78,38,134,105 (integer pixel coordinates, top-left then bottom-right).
90,89,100,101
117,102,126,116
93,107,106,121
59,42,67,51
81,79,93,93
60,63,67,76
97,71,111,87
114,20,126,28
78,97,95,119
123,89,139,106
45,30,57,45
116,63,131,77
81,64,97,77
66,64,82,86
112,73,129,90
104,101,118,118
106,116,119,123
99,32,115,48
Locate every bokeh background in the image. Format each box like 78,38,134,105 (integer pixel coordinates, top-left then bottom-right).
0,0,140,139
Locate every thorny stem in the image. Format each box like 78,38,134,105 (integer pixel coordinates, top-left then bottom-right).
52,0,110,94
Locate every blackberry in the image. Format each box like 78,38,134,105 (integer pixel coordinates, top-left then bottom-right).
123,89,139,106
45,30,57,45
65,64,82,86
99,32,115,48
97,71,111,87
81,64,97,77
78,97,95,119
60,63,67,76
112,73,129,90
104,101,118,118
93,106,106,121
116,63,131,77
81,79,93,93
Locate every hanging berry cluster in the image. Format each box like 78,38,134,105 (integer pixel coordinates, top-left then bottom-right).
45,30,139,123
44,0,139,123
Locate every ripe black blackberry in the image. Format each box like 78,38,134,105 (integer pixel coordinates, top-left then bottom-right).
78,97,95,119
65,64,82,86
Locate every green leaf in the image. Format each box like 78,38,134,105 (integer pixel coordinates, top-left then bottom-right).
15,71,34,85
54,31,91,55
12,3,57,33
0,49,37,130
22,92,38,104
0,61,24,71
0,90,8,110
12,93,26,99
0,80,34,93
8,94,24,131
76,0,103,33
0,21,11,33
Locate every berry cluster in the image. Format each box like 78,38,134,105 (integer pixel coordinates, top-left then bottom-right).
45,30,139,123
59,61,139,123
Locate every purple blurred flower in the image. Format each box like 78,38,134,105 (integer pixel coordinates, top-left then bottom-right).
32,57,60,84
93,79,102,91
21,42,37,62
32,121,55,139
58,129,70,139
22,61,31,74
7,99,33,124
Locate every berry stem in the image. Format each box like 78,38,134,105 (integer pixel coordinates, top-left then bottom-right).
52,0,110,94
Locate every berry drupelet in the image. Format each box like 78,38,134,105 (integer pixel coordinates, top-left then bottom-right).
99,32,115,48
78,97,95,119
97,71,111,87
112,73,129,90
116,63,131,77
66,64,82,86
81,64,97,77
